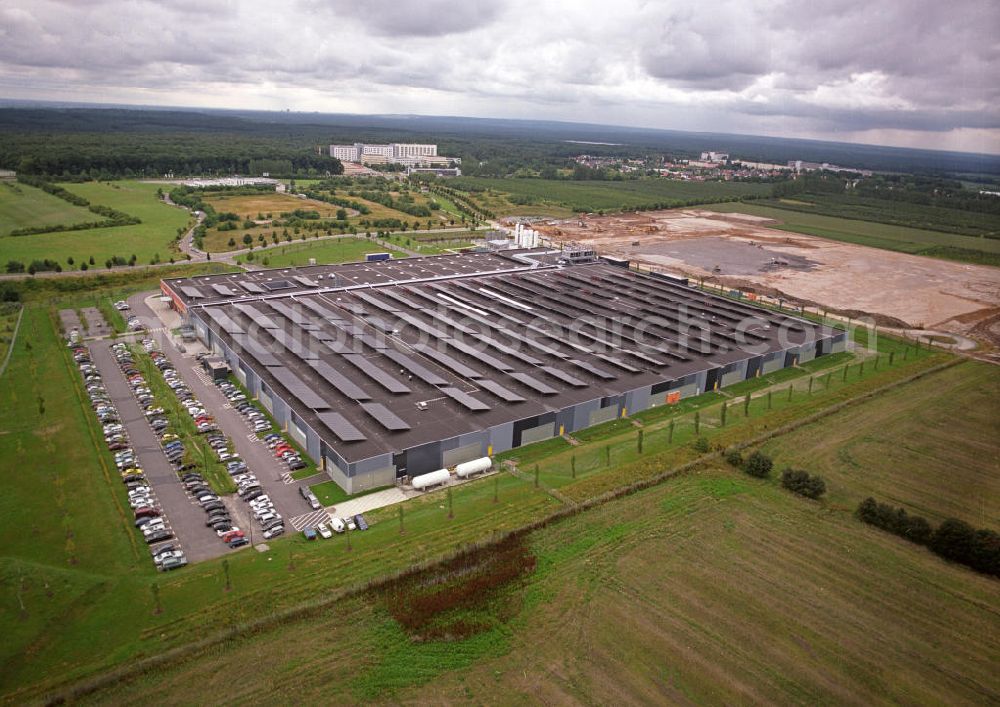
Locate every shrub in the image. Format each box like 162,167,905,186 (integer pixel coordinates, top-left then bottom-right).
929,519,1000,575
692,437,710,454
724,448,743,468
780,468,827,499
856,497,932,544
743,451,773,478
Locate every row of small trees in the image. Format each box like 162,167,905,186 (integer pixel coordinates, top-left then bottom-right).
719,445,995,577
856,499,999,577
724,448,827,499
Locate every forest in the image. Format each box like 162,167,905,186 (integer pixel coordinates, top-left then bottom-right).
2,106,999,180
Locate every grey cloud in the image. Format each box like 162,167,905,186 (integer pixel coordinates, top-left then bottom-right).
298,0,503,37
0,0,996,152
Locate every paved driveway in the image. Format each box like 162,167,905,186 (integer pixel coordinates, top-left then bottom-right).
90,341,233,563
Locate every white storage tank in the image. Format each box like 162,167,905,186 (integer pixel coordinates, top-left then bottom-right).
411,468,451,491
455,457,492,478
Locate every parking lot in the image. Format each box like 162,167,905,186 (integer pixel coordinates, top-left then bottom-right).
128,295,320,526
89,341,232,563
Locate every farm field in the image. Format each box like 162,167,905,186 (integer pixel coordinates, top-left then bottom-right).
760,193,1000,238
703,201,1000,262
74,384,999,704
448,177,772,214
203,192,350,220
0,180,94,236
0,181,191,270
234,237,406,266
201,189,461,252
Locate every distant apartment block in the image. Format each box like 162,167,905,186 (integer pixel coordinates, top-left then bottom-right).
788,160,872,176
329,142,459,169
700,151,730,162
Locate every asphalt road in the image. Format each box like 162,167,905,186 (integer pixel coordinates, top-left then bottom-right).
90,340,234,563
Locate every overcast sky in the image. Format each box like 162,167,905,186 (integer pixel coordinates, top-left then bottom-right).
1,0,998,153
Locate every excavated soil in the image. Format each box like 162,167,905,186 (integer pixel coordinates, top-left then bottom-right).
538,209,1000,344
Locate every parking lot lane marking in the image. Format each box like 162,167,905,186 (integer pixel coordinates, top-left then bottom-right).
288,509,330,531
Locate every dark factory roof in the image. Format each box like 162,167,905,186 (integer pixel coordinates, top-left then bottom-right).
165,251,833,463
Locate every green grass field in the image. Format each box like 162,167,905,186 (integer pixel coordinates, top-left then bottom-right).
236,237,407,266
0,181,192,270
449,177,772,214
1,296,989,703
763,360,1000,526
767,193,1000,238
72,364,999,704
0,181,95,236
704,201,1000,263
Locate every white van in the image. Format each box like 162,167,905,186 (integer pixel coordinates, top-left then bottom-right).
329,517,346,533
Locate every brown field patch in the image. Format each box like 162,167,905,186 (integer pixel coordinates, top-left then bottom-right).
538,208,1000,339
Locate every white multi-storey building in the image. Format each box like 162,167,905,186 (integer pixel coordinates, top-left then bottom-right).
391,143,437,158
329,142,450,166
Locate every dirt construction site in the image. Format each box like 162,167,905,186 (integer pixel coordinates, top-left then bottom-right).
537,209,1000,349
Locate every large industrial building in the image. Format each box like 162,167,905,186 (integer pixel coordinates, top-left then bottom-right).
161,250,845,493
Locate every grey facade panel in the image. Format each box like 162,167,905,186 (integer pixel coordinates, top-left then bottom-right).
443,441,484,468
624,386,651,415
521,421,556,445
721,359,749,387
798,342,817,363
762,351,784,374
489,422,515,454
588,404,619,427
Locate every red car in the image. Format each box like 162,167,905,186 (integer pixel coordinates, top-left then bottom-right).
220,529,245,543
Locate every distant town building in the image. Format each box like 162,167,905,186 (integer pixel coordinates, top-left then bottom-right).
329,142,459,169
700,151,730,162
182,177,278,188
788,160,872,176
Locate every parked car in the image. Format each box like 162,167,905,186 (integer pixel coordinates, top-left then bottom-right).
316,523,332,539
300,487,321,510
302,527,317,540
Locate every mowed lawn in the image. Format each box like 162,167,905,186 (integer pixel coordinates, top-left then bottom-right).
0,181,94,236
763,360,1000,526
235,237,406,266
83,460,1000,705
0,181,191,269
704,201,1000,257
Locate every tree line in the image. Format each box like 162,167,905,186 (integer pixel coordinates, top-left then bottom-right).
857,498,999,577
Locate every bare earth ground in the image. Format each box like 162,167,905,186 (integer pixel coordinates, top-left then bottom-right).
538,210,1000,344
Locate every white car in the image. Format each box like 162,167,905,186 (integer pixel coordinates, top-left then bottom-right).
316,523,333,539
